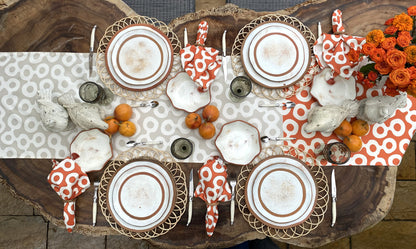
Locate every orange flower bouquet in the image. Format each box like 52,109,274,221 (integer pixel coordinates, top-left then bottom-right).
357,6,416,97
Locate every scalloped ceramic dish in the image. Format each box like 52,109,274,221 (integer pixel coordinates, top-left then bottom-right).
166,72,211,113
70,129,113,173
310,68,356,106
245,156,317,229
215,120,261,165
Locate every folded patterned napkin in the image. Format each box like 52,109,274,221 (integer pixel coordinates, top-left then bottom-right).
313,9,366,79
47,153,90,232
180,21,222,92
194,156,231,236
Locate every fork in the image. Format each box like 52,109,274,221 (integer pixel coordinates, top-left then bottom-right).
258,101,296,108
229,173,237,226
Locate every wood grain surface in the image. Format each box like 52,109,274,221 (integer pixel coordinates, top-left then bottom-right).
0,0,412,248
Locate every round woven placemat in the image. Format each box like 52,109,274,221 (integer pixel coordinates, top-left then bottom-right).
236,144,329,239
96,15,182,101
98,147,187,239
231,14,320,100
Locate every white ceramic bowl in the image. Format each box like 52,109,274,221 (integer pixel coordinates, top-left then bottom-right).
215,120,261,165
70,129,113,172
166,72,211,113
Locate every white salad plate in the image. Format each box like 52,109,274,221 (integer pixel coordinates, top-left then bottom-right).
166,72,211,113
107,160,176,232
70,129,113,173
105,24,173,91
241,22,310,88
215,120,261,165
245,156,317,229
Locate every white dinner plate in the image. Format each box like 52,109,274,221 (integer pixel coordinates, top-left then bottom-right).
245,156,317,228
215,120,261,165
107,160,176,232
105,24,173,91
241,22,311,88
166,72,211,113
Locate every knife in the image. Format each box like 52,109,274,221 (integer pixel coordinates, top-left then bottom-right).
222,30,227,83
186,168,194,226
92,181,99,226
331,169,337,227
89,25,97,77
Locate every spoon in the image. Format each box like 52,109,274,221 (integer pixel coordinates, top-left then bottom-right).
132,100,159,108
126,140,163,147
258,101,296,108
261,136,296,143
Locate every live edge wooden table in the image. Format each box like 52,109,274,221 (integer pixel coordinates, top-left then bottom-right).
0,0,413,248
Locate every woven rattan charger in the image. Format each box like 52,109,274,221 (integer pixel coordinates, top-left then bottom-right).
231,14,320,100
236,144,329,240
98,147,187,239
96,15,182,101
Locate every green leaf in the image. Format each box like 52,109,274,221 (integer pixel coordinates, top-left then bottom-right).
360,63,376,75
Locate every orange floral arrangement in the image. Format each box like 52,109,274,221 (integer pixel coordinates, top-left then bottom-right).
357,6,416,97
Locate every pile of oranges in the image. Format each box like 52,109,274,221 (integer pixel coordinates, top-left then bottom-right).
334,119,369,152
185,105,219,139
104,103,136,137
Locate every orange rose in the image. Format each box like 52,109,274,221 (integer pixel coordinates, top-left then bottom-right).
366,29,385,46
407,66,416,79
367,71,378,81
389,68,411,88
407,80,416,98
384,25,398,35
408,6,416,16
386,49,407,69
375,61,392,75
362,42,376,56
370,47,386,63
393,12,413,31
384,78,400,97
404,45,416,64
381,37,397,50
397,31,412,47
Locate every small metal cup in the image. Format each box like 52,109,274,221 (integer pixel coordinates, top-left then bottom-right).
171,138,194,160
323,142,351,164
229,76,252,102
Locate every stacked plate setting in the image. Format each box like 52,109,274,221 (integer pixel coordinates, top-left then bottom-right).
105,24,174,91
245,156,317,229
241,21,311,88
107,160,176,232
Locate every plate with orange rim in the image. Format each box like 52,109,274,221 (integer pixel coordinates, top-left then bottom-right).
105,24,174,91
106,159,177,232
245,155,317,229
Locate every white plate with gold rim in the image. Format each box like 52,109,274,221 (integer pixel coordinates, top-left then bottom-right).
107,160,176,232
241,22,311,88
245,156,317,229
105,24,173,91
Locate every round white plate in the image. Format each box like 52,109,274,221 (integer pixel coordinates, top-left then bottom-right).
245,156,317,228
107,160,176,232
70,129,113,173
215,120,261,165
241,22,310,88
166,72,211,113
105,24,173,91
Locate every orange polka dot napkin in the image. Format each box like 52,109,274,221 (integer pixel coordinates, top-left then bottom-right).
47,154,90,232
194,156,231,236
180,21,222,92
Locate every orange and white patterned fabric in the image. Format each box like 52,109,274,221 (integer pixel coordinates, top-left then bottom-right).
47,154,90,232
313,9,366,79
180,21,222,92
195,156,231,236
